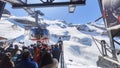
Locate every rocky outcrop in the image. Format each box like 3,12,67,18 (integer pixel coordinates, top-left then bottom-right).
75,24,94,32
3,9,11,15
14,19,35,26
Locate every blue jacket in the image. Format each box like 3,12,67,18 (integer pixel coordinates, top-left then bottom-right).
14,58,38,68
52,47,60,61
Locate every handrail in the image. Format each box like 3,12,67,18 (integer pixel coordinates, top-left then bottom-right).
91,36,103,55
60,50,64,68
58,39,65,68
91,36,112,56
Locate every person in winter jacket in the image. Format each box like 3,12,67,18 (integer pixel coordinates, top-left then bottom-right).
33,46,41,63
0,52,14,68
14,49,38,68
52,45,61,62
41,52,58,68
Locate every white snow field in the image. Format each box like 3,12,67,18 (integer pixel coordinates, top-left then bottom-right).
0,14,107,68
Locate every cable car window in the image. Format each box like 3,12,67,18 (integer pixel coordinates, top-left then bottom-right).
43,29,49,36
30,27,49,40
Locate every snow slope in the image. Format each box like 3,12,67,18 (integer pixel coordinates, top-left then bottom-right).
0,14,108,68
0,15,24,40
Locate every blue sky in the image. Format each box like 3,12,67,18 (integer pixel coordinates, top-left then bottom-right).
5,0,102,24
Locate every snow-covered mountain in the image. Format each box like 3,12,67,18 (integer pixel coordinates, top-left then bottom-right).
0,13,108,68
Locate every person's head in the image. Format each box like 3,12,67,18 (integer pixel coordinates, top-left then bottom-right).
9,44,13,48
14,45,18,49
2,52,12,62
21,49,31,60
101,40,106,44
51,45,55,48
37,41,41,47
22,46,28,51
30,44,34,47
0,52,14,68
55,44,58,48
41,52,53,66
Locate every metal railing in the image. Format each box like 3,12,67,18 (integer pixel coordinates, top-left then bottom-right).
92,36,112,56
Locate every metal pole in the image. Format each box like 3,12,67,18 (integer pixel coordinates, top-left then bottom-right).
101,41,104,56
104,43,107,56
0,1,6,19
12,1,85,8
101,40,107,56
60,52,63,68
35,11,39,26
108,30,117,60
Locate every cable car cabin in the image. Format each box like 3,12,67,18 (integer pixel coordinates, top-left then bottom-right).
29,27,49,43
